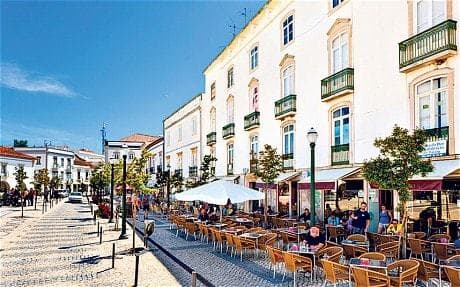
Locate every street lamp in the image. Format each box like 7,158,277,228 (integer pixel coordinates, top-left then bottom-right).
166,164,171,208
109,163,114,223
119,144,128,239
307,127,318,226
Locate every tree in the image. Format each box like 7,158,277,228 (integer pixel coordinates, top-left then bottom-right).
14,166,28,217
49,176,62,193
13,139,28,147
256,144,283,224
171,171,184,193
362,125,433,255
199,154,217,185
34,168,50,210
126,149,151,194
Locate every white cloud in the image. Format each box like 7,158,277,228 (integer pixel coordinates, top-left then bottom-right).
0,62,77,97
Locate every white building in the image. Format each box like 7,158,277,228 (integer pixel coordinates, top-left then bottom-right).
144,137,164,187
72,155,93,192
0,147,36,191
104,133,160,164
164,94,202,184
197,0,460,222
75,149,104,165
15,146,75,190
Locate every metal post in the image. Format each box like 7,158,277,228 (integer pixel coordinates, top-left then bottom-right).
134,255,140,287
42,197,45,214
91,204,93,214
132,219,136,254
93,213,96,223
191,271,197,287
97,222,100,235
100,227,103,244
310,142,316,226
109,163,114,223
119,155,127,239
112,243,115,268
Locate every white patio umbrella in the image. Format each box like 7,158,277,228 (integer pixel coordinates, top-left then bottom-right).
175,179,264,205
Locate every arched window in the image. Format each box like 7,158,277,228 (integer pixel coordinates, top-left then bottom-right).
331,32,348,73
210,107,216,131
332,106,350,146
282,65,294,97
283,124,294,156
248,86,259,112
415,77,448,129
226,96,234,123
250,135,259,155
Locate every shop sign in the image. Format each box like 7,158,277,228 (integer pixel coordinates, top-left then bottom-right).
420,139,447,158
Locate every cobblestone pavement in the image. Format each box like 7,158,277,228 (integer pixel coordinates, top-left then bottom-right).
131,212,435,287
0,200,178,287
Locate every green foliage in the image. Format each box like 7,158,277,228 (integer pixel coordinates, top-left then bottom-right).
14,166,28,192
126,149,151,194
362,125,434,211
171,171,184,192
199,154,217,185
256,144,283,185
34,168,50,190
49,176,61,190
13,139,28,147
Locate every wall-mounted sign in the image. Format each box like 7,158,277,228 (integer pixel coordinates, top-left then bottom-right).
420,139,447,158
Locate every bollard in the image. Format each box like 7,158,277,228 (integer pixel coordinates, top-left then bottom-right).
97,222,100,235
132,223,136,254
42,200,45,214
99,227,103,244
134,255,140,287
93,213,96,223
90,204,93,214
112,243,115,269
191,271,197,287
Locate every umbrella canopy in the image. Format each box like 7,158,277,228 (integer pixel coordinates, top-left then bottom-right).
175,180,264,205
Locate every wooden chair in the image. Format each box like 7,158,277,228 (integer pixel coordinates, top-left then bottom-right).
366,232,378,248
202,225,211,243
328,226,346,243
432,242,454,263
351,266,390,287
266,245,284,278
322,259,350,286
259,233,278,252
316,246,343,269
324,240,340,248
387,259,419,287
407,238,430,260
448,254,460,260
444,266,460,286
412,231,426,239
428,233,451,242
415,259,447,286
282,251,313,286
358,252,386,261
213,230,226,253
185,222,198,240
233,236,256,261
343,244,367,259
280,231,297,248
347,234,367,242
376,241,400,261
224,232,235,256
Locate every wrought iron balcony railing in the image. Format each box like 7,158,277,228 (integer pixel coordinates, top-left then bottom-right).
207,132,216,145
227,163,233,175
321,68,354,100
244,111,260,130
222,123,235,139
331,144,350,166
189,166,198,177
282,153,294,170
275,94,296,119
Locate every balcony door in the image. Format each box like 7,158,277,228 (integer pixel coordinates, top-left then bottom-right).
416,77,447,130
414,0,446,33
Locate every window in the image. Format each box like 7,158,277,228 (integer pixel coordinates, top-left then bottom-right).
332,0,345,8
283,124,295,155
332,33,349,73
282,65,295,97
211,82,216,100
192,117,197,136
53,156,58,164
67,158,71,167
415,0,446,33
250,135,259,155
60,158,64,167
77,170,81,180
227,143,234,165
227,96,234,123
250,46,258,70
36,156,41,165
227,67,234,88
166,131,170,146
250,86,259,112
210,107,216,131
129,153,134,160
191,148,197,166
177,153,183,169
85,172,89,180
113,152,120,159
332,107,350,145
1,163,6,176
178,124,182,142
416,77,448,129
282,14,294,45
60,171,64,179
166,156,170,169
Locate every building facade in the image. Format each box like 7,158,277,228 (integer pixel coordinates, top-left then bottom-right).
164,94,203,186
144,137,164,187
104,133,160,164
72,155,93,192
0,147,36,191
197,0,459,223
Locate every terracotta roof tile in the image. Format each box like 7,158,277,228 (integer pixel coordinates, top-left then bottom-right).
1,147,36,161
120,133,160,143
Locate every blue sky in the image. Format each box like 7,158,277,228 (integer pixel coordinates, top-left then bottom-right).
1,0,264,153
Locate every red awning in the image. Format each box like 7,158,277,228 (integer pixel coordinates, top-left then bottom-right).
298,182,335,190
409,180,442,191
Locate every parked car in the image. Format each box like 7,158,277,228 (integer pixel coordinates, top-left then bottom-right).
56,189,69,198
68,192,83,203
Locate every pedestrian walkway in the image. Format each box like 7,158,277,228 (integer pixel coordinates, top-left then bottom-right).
0,199,179,287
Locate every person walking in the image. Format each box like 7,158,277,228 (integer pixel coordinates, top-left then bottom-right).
351,202,370,234
44,189,49,203
377,205,392,234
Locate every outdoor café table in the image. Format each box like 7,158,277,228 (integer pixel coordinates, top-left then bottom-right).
348,257,388,286
288,246,319,281
439,259,460,283
232,217,254,226
341,239,370,251
221,228,244,235
208,223,227,230
240,232,264,257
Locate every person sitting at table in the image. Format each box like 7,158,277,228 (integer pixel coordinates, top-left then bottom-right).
298,208,311,224
327,212,340,226
256,204,265,214
198,208,209,222
301,227,325,250
387,219,402,235
267,205,274,215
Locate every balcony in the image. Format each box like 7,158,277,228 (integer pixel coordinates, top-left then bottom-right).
66,166,72,173
227,163,233,175
331,144,350,166
421,126,449,158
399,19,457,72
244,111,260,131
52,163,58,171
282,153,294,170
249,153,258,174
207,132,216,146
222,123,235,139
210,166,216,176
321,68,354,101
275,95,296,120
174,169,183,177
189,166,198,177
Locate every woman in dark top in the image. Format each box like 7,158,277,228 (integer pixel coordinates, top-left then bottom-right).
298,208,311,223
301,227,325,250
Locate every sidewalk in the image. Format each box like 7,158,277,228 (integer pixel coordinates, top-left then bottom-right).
0,199,179,287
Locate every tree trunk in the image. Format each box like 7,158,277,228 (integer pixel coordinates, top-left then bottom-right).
400,200,408,258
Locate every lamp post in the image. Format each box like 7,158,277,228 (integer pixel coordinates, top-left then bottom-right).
307,127,318,226
109,163,114,223
166,164,171,208
119,154,128,239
